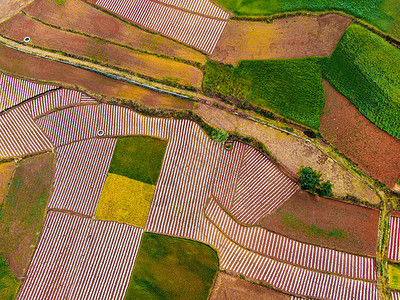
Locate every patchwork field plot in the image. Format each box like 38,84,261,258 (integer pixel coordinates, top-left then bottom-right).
0,106,52,159
388,263,400,290
0,254,19,300
209,271,291,299
94,0,228,53
24,0,207,64
0,44,193,110
388,216,400,261
0,13,204,88
125,232,219,299
211,15,352,65
0,161,15,204
320,80,400,187
49,138,116,216
0,72,57,112
324,23,400,140
206,198,376,281
0,153,54,278
258,190,380,256
17,211,143,300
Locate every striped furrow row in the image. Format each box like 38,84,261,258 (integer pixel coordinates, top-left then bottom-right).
49,138,116,216
25,89,97,119
202,219,380,300
158,0,229,19
393,292,400,300
388,216,400,261
230,145,299,225
206,198,376,281
145,119,222,239
212,141,245,209
0,73,57,112
17,211,143,300
95,0,227,53
0,106,52,158
36,104,175,147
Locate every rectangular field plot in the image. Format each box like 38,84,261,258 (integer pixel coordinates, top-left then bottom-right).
389,216,400,261
17,211,143,300
95,0,227,53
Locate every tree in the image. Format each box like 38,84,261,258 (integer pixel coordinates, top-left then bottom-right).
297,167,333,197
317,180,333,198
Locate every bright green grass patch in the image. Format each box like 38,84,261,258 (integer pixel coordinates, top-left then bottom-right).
389,263,400,289
203,58,326,129
0,153,55,277
108,136,168,185
324,23,400,139
96,173,155,228
212,0,400,41
0,254,19,300
125,233,219,300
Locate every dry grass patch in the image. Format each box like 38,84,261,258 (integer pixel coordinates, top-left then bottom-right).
0,162,14,205
96,173,155,228
24,0,206,64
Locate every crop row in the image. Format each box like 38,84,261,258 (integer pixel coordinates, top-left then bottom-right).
388,216,400,261
95,0,227,53
17,211,143,300
157,0,229,19
206,198,376,281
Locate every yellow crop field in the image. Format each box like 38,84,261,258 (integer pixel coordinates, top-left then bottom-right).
95,173,155,228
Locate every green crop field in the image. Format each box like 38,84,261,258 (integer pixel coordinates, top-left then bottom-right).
0,254,19,300
125,233,219,299
389,263,400,290
212,0,400,41
203,58,326,130
0,153,55,278
108,136,168,185
324,23,400,139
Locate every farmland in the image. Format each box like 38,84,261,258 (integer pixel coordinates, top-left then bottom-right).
0,162,14,204
0,152,54,277
324,23,400,139
0,13,203,89
211,0,400,41
0,254,18,300
389,263,400,290
125,233,219,299
203,58,326,129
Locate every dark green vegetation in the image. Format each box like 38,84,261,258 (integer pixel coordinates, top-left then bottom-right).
125,233,219,300
0,254,19,300
0,153,55,277
108,136,168,185
298,167,333,197
324,23,400,139
211,129,229,143
212,0,400,40
203,58,326,130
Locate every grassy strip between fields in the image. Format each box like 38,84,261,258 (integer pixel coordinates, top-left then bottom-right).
324,23,400,140
96,173,155,228
108,136,168,185
125,232,219,299
0,254,19,300
212,0,400,41
0,162,15,205
0,153,55,278
389,263,400,290
203,58,326,130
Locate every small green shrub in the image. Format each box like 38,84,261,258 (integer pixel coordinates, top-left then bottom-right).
298,166,333,197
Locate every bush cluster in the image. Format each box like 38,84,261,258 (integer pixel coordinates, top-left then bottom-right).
298,166,333,197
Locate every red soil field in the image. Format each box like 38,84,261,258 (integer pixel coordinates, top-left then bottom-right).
209,272,291,300
210,14,352,65
0,44,193,110
258,190,380,256
0,13,203,88
320,80,400,187
24,0,206,64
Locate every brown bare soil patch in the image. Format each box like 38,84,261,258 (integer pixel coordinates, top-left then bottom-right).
0,0,33,23
258,190,379,256
195,103,380,204
24,0,206,64
0,153,55,277
210,15,352,65
0,44,193,110
0,13,203,88
0,161,15,205
209,271,290,300
320,80,400,188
